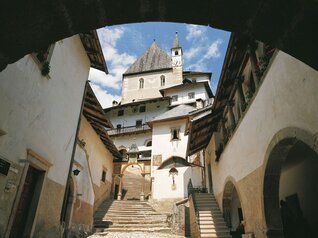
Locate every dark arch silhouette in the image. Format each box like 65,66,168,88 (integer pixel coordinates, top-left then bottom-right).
0,0,317,71
263,127,318,238
158,156,190,169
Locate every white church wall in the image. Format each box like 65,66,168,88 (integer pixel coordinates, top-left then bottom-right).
209,51,318,198
164,83,210,107
122,69,176,103
111,131,153,150
106,100,169,128
151,119,189,172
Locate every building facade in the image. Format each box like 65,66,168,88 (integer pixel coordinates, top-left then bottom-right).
105,34,214,202
187,34,318,237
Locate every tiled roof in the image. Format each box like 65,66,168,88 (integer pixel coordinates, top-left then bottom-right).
124,42,172,75
150,104,196,122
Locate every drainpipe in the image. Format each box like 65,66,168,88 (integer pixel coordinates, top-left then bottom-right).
60,80,88,234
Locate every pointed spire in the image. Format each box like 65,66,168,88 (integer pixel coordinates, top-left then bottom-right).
173,31,180,48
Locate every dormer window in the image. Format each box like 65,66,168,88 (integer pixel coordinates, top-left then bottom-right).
160,75,165,86
139,78,144,89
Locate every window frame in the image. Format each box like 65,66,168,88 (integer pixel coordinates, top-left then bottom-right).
136,119,143,128
117,109,124,116
139,78,144,89
172,95,178,102
160,75,165,87
171,127,181,141
101,169,107,183
188,92,195,99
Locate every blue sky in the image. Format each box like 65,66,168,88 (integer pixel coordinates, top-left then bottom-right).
88,22,230,108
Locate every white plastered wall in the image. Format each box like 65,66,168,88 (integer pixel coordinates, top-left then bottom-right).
208,51,318,197
0,35,90,186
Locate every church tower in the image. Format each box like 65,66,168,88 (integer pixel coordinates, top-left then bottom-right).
171,32,183,84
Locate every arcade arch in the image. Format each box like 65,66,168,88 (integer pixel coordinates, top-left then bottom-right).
222,179,245,236
263,127,318,238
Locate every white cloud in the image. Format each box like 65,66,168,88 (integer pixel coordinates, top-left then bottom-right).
184,47,201,61
89,26,136,90
204,39,223,59
186,24,206,41
90,82,121,109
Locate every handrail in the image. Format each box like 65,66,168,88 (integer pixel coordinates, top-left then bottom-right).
107,124,151,135
189,194,200,238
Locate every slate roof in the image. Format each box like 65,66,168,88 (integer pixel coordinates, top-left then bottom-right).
124,42,172,75
149,104,196,124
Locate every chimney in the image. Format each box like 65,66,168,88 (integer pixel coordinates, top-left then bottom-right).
112,100,118,106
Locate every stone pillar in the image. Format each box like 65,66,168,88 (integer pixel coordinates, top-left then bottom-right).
248,44,260,88
140,173,145,201
117,174,123,200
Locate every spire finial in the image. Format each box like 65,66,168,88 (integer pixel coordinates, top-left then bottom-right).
173,31,180,48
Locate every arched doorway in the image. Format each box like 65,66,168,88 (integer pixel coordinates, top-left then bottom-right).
263,129,318,238
222,180,245,237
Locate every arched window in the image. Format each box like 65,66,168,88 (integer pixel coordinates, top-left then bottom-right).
139,78,144,89
175,50,179,55
146,141,152,147
160,75,165,86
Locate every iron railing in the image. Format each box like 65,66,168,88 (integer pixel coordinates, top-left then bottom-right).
107,124,151,136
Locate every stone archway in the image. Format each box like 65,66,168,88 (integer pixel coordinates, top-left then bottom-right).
222,179,245,234
0,1,317,71
263,127,318,238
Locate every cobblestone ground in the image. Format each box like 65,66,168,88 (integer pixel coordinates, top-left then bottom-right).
88,232,186,238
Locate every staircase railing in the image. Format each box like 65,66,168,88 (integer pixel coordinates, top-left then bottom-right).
188,179,200,237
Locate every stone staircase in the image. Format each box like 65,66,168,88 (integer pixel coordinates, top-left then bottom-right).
194,193,231,238
93,199,171,234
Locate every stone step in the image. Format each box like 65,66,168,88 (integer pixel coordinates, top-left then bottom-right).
95,220,168,225
101,227,171,232
200,234,231,238
199,224,228,229
108,223,169,228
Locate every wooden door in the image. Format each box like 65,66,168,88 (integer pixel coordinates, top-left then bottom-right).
10,166,41,238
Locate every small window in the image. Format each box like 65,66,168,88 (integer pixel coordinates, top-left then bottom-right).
139,105,146,113
139,78,144,89
119,149,127,159
160,75,165,86
146,141,152,147
136,120,142,128
118,109,124,116
171,128,180,140
101,169,107,182
116,124,122,130
188,92,195,99
172,95,178,102
175,50,179,56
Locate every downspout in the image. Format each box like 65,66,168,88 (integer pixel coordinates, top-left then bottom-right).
60,80,88,234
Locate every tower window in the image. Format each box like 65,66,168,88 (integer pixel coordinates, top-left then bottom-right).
175,50,179,56
160,75,165,86
171,128,180,140
139,78,144,89
118,109,124,116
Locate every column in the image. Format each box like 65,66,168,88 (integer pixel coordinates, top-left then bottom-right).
140,173,145,201
117,174,123,200
248,44,260,88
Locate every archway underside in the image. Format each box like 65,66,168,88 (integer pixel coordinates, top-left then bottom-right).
0,0,317,71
